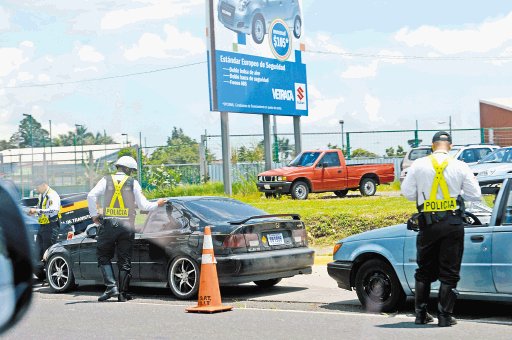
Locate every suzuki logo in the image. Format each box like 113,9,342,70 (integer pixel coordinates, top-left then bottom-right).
297,86,304,101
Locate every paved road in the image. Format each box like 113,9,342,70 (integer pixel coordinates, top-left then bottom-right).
4,266,512,339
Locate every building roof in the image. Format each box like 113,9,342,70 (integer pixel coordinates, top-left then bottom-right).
0,144,124,164
480,99,512,112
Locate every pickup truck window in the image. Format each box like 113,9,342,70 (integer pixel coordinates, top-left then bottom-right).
289,152,321,167
318,152,341,167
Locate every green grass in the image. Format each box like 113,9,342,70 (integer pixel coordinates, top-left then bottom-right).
144,182,416,247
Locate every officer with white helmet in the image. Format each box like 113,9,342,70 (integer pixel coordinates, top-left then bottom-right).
88,155,166,302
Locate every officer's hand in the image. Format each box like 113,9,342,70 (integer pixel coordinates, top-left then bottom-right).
157,198,167,207
28,208,37,215
92,215,101,225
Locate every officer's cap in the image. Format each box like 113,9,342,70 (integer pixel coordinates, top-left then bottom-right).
432,131,452,144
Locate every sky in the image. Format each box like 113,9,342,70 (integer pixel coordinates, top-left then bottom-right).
1,0,512,151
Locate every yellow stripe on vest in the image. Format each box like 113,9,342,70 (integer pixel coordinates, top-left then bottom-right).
105,175,130,217
423,155,457,212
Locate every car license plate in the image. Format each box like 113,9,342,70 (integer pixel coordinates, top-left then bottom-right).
264,184,271,190
267,233,284,246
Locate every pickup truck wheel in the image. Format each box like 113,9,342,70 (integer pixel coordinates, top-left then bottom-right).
355,259,405,313
334,190,349,198
359,178,377,196
291,181,309,200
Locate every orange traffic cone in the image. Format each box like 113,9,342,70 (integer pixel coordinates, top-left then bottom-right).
186,226,233,313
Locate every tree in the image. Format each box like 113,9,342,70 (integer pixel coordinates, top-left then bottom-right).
148,127,199,164
10,116,49,147
0,140,14,151
327,143,339,150
351,148,378,158
257,137,294,162
396,145,406,156
385,147,395,157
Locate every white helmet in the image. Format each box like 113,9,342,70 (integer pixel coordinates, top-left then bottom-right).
115,156,138,170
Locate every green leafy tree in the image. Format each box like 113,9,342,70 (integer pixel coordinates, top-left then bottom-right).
327,143,339,150
10,116,49,147
351,148,378,158
149,127,199,165
118,147,137,159
0,140,14,151
257,137,294,162
396,145,406,156
385,147,395,157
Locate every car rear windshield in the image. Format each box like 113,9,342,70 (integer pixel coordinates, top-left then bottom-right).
289,152,321,167
184,199,266,224
409,148,432,161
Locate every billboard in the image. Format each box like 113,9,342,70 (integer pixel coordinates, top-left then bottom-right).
206,0,308,116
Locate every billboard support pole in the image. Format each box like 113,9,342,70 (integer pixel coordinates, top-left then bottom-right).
221,112,232,195
293,116,302,155
263,115,272,170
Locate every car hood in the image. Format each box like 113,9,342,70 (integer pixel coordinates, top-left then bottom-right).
476,163,512,175
259,167,310,177
471,162,510,172
341,223,408,243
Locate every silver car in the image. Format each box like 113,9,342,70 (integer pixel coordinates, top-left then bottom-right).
471,147,512,178
218,0,302,44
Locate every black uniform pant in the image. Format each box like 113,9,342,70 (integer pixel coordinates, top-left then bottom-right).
97,218,134,272
36,221,59,261
415,214,465,286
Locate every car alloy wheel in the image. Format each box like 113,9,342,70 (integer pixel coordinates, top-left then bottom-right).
168,256,199,299
252,15,265,44
47,255,75,293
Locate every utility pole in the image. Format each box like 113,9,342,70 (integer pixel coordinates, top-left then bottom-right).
22,113,34,182
272,116,278,163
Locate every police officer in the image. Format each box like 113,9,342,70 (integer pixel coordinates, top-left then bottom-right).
28,178,61,262
87,156,165,302
401,131,481,327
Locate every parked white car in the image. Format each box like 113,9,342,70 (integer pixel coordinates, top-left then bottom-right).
400,144,499,182
471,147,512,179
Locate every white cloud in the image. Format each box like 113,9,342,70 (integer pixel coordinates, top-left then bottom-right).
37,74,51,82
17,72,34,82
304,97,344,124
490,46,512,66
101,0,202,30
77,45,105,63
0,7,10,31
73,66,99,73
341,61,379,79
395,11,512,54
124,24,205,61
0,47,27,77
364,94,383,122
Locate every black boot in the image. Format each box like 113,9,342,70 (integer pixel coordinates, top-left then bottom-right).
438,283,458,327
414,281,434,324
98,265,119,302
118,270,133,302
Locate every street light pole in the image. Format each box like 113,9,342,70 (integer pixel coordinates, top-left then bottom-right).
339,120,345,153
22,113,34,184
122,133,129,147
75,124,84,163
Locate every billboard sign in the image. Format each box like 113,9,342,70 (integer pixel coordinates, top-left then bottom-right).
206,0,308,116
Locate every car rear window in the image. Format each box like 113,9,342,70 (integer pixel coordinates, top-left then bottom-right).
409,149,432,161
184,199,266,224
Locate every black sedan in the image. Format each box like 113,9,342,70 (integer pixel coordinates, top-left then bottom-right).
44,196,314,299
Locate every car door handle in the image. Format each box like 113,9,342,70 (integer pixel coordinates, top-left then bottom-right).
470,235,484,242
337,170,342,173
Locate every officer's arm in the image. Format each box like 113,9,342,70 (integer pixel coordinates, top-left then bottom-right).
88,177,107,217
461,165,482,202
37,191,61,215
133,180,163,211
401,164,418,202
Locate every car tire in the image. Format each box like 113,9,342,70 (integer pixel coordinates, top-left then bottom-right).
46,254,75,293
354,258,405,313
293,15,301,39
290,181,309,200
252,14,265,44
168,255,199,300
359,178,377,196
254,278,282,288
334,189,349,198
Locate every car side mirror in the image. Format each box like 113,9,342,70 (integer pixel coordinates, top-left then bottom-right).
321,162,328,168
0,181,33,335
86,226,98,238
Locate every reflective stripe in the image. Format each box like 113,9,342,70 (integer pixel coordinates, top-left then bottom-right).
423,155,457,212
203,235,213,250
201,254,217,264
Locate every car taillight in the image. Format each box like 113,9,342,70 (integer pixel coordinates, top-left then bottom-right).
244,233,260,248
292,229,307,246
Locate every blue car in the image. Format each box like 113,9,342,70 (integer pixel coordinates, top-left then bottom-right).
328,178,512,312
218,0,302,44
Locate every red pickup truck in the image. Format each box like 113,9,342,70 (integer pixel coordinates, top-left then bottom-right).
256,149,395,199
